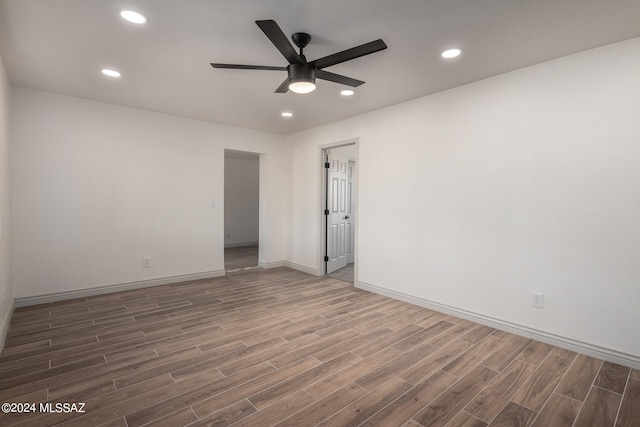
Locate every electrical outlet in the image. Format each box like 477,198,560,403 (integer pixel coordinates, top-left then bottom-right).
532,292,543,309
143,257,151,268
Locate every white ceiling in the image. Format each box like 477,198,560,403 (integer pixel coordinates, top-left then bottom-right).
1,0,639,135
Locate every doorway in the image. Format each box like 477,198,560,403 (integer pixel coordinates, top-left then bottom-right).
224,149,260,271
322,143,357,283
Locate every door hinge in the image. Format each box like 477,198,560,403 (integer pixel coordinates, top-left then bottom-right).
324,209,329,215
324,256,329,262
324,162,330,169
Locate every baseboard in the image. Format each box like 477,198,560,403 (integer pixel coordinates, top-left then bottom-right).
15,270,226,308
224,241,259,248
356,280,640,370
286,261,322,276
259,260,321,276
0,299,15,353
259,260,285,269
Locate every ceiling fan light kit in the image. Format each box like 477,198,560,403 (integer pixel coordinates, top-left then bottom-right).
288,63,316,93
211,20,387,95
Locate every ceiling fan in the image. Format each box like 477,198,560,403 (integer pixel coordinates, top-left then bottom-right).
210,19,387,94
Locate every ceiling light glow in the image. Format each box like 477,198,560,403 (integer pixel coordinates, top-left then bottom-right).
120,10,147,24
281,112,293,117
441,48,462,59
101,69,121,77
289,81,316,94
340,89,355,96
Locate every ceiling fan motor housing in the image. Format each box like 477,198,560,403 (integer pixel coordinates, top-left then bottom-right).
288,63,316,84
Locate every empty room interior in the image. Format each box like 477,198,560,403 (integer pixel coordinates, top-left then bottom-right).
1,1,640,426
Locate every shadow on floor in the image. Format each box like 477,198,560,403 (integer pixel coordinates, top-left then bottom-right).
328,262,354,283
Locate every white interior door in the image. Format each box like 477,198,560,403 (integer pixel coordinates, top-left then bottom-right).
326,152,350,273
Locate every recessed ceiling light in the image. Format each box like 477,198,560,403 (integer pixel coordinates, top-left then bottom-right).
340,89,355,96
281,112,293,118
441,48,462,59
120,10,147,24
101,69,121,78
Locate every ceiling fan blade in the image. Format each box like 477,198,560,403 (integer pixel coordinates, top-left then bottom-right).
210,63,287,71
274,78,289,93
256,20,304,65
316,69,365,87
310,39,387,69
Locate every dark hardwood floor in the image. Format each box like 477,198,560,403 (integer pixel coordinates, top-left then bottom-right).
0,267,638,426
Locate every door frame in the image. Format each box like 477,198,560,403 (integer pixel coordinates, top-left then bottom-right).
319,139,359,278
223,149,262,273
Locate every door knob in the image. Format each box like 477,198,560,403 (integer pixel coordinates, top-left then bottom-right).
343,215,350,219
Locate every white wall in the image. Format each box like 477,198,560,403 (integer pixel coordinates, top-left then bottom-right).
224,151,259,247
7,36,640,365
0,52,12,349
10,87,289,299
285,38,640,363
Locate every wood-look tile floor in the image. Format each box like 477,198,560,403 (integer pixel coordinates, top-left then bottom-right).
225,245,259,271
329,263,354,284
1,267,638,426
